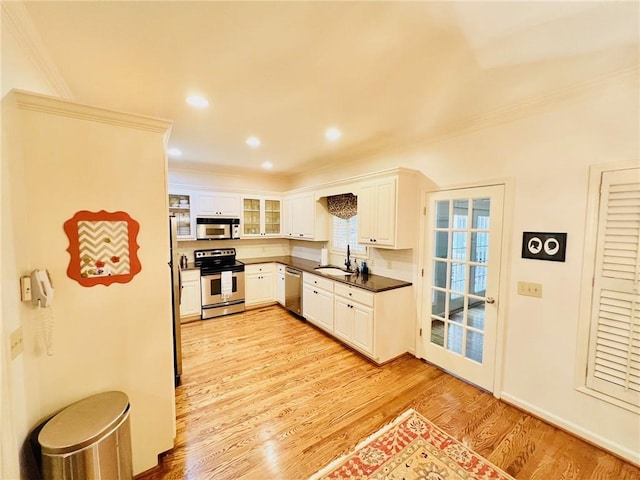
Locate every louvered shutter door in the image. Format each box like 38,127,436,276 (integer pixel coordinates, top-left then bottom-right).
586,168,640,406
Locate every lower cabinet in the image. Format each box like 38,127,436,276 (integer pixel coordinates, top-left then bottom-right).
276,264,285,306
180,269,201,321
302,273,334,333
334,296,374,356
245,263,276,308
302,272,414,364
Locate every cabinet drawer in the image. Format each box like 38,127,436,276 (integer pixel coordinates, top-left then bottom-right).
334,283,374,307
245,263,275,275
181,269,200,282
303,272,334,292
276,264,285,274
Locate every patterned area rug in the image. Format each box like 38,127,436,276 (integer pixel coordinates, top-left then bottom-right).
310,409,515,480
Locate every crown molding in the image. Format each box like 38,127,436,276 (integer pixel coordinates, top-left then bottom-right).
1,1,73,99
424,64,639,143
292,64,639,180
12,90,172,134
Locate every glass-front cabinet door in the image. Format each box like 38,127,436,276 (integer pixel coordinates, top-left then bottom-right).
169,193,193,239
242,197,281,237
243,198,261,236
264,199,281,235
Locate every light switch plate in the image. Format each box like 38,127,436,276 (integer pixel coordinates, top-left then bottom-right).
10,327,24,360
517,281,543,298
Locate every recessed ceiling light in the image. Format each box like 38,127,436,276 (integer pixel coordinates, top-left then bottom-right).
186,95,208,108
325,127,342,142
261,161,273,170
246,136,261,148
167,147,182,157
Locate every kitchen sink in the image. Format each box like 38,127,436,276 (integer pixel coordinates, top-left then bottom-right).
315,267,352,276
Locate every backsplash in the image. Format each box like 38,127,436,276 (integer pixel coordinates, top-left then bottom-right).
178,239,416,282
290,240,328,263
178,238,290,264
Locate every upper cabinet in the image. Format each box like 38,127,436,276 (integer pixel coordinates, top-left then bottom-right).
242,196,281,237
169,192,195,239
282,193,329,241
196,192,241,217
358,177,397,247
357,170,422,249
167,167,425,245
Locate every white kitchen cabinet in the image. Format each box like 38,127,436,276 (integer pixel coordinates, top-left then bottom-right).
276,264,285,306
245,263,276,307
283,193,329,241
357,177,396,247
302,273,334,333
169,192,195,240
180,269,201,320
334,285,374,356
302,273,414,364
197,192,241,217
357,170,422,249
242,196,281,237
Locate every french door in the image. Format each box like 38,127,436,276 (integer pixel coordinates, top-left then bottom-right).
421,185,504,391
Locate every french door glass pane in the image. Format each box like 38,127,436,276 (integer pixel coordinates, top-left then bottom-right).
434,231,449,258
450,263,466,293
472,198,491,229
447,323,463,354
433,261,447,288
466,330,484,362
432,289,446,317
453,200,469,228
436,201,450,228
469,265,487,296
471,232,489,263
467,302,485,330
431,319,444,346
452,232,467,260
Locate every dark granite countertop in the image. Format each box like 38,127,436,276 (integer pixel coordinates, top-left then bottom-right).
239,255,412,293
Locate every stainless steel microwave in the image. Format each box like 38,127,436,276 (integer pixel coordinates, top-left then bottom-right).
196,217,240,240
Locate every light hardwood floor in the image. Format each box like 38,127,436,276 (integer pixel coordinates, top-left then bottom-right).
136,305,640,479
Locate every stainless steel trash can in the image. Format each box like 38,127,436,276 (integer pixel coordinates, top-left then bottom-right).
38,391,132,480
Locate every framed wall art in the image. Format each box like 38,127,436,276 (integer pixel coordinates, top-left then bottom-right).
64,210,141,286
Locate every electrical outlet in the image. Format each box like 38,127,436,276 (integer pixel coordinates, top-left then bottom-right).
10,327,24,360
517,281,543,298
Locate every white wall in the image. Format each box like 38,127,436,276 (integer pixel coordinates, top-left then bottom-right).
289,69,640,462
3,92,176,476
3,7,177,474
1,3,71,478
169,167,290,194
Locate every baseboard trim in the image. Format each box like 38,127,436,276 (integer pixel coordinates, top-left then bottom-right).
500,392,640,466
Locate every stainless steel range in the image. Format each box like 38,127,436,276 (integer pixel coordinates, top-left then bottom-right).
195,248,245,319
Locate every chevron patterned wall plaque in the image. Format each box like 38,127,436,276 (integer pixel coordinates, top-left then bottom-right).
64,210,141,286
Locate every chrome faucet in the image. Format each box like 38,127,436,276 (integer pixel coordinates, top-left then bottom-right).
345,244,353,272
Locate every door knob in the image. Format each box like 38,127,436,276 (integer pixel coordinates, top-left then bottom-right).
486,297,496,304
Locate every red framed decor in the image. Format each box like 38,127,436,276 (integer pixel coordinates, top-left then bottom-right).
63,210,141,287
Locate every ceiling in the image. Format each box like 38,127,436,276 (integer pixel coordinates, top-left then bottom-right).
22,1,639,176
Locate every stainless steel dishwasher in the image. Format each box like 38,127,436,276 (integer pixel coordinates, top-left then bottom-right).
284,267,303,315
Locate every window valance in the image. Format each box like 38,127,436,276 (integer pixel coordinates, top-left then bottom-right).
327,193,357,220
